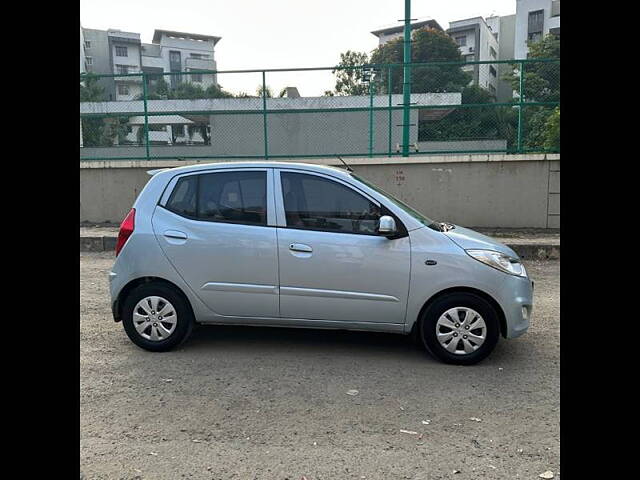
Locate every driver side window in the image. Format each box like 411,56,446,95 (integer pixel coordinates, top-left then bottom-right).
281,172,382,235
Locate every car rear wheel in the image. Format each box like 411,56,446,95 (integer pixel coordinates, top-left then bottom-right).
419,292,500,365
122,283,194,352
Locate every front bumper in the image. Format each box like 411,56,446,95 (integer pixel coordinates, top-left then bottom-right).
498,276,534,339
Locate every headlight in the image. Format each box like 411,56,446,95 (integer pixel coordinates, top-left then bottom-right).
466,249,527,277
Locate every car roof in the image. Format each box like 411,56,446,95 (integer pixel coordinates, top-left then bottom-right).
156,161,353,178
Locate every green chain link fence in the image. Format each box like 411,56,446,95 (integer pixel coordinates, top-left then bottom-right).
80,58,559,161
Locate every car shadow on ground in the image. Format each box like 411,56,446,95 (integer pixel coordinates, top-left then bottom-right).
172,323,534,367
187,323,420,353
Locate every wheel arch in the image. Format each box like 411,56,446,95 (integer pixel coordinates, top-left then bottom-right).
113,276,195,323
411,287,507,339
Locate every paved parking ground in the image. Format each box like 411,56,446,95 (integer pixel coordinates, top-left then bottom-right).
80,253,559,480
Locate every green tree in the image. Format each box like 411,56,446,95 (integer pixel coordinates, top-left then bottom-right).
80,73,106,102
256,85,273,98
511,34,560,102
370,27,471,94
543,107,560,150
331,50,371,96
419,85,516,145
139,77,234,100
144,77,170,99
80,74,124,147
510,33,560,150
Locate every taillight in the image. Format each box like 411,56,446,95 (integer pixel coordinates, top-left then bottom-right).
115,208,135,256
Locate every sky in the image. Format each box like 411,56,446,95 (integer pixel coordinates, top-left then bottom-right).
80,0,516,96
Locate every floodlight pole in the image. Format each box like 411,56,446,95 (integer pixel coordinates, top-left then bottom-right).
402,0,411,157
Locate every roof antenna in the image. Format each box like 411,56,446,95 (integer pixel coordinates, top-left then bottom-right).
336,155,353,172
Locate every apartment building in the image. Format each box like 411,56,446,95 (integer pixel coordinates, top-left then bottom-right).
81,26,221,101
446,17,500,97
80,25,87,74
485,14,516,102
371,18,443,46
514,0,560,59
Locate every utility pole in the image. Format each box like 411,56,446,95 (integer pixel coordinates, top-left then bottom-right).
401,0,411,157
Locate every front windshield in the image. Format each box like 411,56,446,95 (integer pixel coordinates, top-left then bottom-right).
352,174,434,227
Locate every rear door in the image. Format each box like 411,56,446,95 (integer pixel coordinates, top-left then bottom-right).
274,169,411,324
152,168,279,318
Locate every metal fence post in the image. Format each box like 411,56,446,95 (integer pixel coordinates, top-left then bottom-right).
388,66,393,157
262,70,269,160
142,72,150,161
369,74,374,157
517,60,525,153
401,0,412,157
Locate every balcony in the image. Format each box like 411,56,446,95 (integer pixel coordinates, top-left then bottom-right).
141,55,166,70
107,30,141,47
185,57,215,71
113,70,143,83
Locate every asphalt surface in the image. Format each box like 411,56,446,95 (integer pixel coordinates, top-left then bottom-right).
80,252,559,480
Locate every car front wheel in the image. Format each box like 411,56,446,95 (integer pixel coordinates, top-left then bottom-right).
419,292,500,365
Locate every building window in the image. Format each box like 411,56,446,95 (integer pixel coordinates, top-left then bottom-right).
528,10,544,43
489,46,497,59
192,73,202,83
528,32,542,43
118,85,129,95
84,40,91,49
455,36,467,46
190,53,209,59
115,46,128,57
169,51,182,70
488,84,496,95
86,57,93,65
489,66,497,77
116,65,129,74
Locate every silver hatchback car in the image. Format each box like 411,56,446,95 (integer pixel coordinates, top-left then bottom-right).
110,161,533,365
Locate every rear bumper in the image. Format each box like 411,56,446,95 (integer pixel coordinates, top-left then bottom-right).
111,298,120,322
109,271,121,322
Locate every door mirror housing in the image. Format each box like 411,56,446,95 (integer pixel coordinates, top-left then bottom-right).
378,215,397,236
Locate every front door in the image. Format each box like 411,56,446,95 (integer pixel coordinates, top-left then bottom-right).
152,168,278,318
274,170,411,324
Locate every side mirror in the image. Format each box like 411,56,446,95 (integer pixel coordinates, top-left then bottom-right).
378,215,397,236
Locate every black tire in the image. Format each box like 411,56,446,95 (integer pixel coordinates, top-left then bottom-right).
419,292,500,365
122,282,194,352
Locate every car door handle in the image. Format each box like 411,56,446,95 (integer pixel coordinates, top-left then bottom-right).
289,243,312,253
163,230,188,240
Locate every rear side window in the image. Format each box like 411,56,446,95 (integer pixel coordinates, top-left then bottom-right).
166,175,197,217
281,172,382,234
166,171,267,226
198,171,267,226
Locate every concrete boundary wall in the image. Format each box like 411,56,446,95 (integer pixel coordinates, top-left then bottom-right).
80,154,560,228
